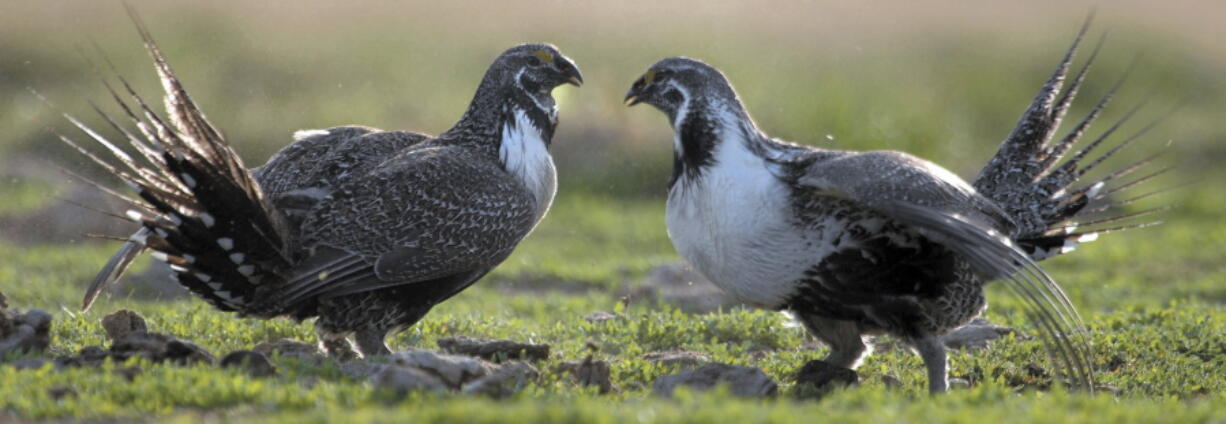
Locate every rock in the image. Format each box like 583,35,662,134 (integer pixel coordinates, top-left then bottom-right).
221,350,277,377
942,319,1016,350
636,262,744,313
560,357,613,394
9,357,52,370
437,336,550,362
792,360,859,399
0,298,52,356
0,291,7,309
339,361,388,380
109,329,214,365
54,346,110,368
641,350,710,369
652,363,777,398
253,338,325,362
164,339,216,365
584,311,619,323
388,349,495,388
101,310,148,342
461,361,540,397
372,365,449,395
110,331,175,361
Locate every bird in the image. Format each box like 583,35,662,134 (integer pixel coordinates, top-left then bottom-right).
61,13,583,359
624,19,1166,393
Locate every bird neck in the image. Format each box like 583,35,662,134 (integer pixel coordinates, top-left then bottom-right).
670,97,768,188
444,78,556,148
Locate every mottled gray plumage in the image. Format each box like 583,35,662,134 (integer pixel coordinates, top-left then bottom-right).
626,18,1162,393
68,11,582,358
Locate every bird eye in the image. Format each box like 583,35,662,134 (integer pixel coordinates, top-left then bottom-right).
528,56,543,66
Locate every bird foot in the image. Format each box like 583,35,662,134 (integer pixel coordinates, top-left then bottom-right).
792,359,859,400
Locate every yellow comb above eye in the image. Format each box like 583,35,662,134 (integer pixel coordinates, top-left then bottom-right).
643,69,657,84
533,49,553,63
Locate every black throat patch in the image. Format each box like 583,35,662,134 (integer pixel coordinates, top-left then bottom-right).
669,108,719,188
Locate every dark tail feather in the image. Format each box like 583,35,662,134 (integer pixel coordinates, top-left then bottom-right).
83,229,148,310
62,10,292,314
972,18,1170,262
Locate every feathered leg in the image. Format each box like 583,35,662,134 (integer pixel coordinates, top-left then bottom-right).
913,336,949,393
795,313,871,369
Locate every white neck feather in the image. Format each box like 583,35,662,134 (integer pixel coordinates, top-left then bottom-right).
500,108,557,222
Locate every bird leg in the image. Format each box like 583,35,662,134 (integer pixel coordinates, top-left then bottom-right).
795,312,870,369
316,324,360,360
354,328,392,357
912,335,949,394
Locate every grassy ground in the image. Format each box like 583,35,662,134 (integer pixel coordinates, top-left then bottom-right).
1,1,1223,422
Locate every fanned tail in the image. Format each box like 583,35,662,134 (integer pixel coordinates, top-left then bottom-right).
972,14,1169,261
66,8,291,314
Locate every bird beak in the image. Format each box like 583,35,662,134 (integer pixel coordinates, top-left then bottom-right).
624,79,644,106
624,91,640,107
556,57,583,87
624,71,652,106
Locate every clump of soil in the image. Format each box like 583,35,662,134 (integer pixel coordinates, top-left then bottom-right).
0,290,52,356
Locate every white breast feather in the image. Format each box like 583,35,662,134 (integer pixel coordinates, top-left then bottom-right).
500,109,557,222
666,118,833,309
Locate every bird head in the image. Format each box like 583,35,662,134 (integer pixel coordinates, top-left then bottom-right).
485,43,582,115
624,57,739,125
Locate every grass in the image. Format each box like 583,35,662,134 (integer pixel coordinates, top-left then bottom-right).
1,1,1224,422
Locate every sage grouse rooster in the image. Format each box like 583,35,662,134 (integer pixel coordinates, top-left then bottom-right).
64,19,583,358
625,23,1163,392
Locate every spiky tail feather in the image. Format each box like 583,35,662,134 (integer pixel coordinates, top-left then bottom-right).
67,8,291,314
972,14,1169,261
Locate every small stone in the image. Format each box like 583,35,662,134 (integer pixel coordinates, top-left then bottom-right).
164,339,216,365
389,349,495,388
641,350,710,369
652,363,777,398
0,306,52,356
101,310,148,342
110,331,174,360
372,365,449,396
339,361,387,380
221,350,277,377
584,311,618,323
10,358,52,370
79,346,109,360
437,337,550,362
461,361,540,398
792,360,859,400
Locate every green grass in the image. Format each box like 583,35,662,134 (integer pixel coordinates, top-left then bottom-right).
1,1,1224,422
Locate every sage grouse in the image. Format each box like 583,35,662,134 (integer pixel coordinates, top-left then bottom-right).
65,20,583,358
625,23,1163,392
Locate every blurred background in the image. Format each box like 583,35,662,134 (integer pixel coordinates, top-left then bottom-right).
0,0,1222,306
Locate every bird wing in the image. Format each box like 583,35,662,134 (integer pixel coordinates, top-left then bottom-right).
264,144,537,307
254,128,432,227
793,150,1094,388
